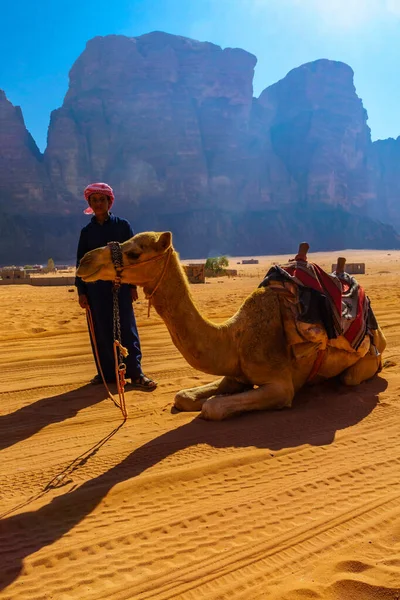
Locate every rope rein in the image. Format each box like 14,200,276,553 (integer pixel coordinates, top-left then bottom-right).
85,241,128,420
108,241,128,419
109,244,174,317
85,243,172,419
86,306,127,420
142,247,173,317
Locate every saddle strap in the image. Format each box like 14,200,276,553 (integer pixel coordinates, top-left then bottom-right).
307,349,326,383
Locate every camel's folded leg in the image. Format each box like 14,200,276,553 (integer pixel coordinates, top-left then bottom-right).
174,377,252,412
201,380,295,421
340,350,382,386
341,327,385,387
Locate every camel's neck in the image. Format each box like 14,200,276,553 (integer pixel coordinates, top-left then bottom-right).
148,253,238,376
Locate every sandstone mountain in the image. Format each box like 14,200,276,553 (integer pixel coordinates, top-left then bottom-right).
369,136,400,231
0,90,50,215
1,32,399,264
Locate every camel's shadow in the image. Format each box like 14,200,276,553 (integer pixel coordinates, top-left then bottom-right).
0,376,387,591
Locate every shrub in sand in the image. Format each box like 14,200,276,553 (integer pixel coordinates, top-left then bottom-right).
205,256,229,276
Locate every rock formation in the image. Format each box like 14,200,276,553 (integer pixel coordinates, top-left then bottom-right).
256,60,375,212
0,32,399,264
369,137,400,230
45,33,257,215
0,91,50,215
0,91,86,263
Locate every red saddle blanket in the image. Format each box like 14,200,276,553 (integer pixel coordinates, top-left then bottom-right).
262,260,372,350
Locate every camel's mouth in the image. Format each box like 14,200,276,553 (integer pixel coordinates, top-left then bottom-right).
77,264,102,282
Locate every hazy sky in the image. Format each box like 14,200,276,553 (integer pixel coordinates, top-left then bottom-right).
2,0,400,151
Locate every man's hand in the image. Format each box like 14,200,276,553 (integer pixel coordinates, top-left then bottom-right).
78,294,89,309
130,287,139,302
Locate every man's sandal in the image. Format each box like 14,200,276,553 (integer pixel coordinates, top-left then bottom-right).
130,374,158,392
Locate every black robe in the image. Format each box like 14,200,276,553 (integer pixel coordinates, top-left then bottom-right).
75,214,142,381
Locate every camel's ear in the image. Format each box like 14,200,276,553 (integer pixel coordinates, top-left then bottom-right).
156,231,172,252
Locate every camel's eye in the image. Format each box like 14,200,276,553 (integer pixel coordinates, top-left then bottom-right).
126,250,141,261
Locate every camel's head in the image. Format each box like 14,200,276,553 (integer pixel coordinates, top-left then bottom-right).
76,231,173,286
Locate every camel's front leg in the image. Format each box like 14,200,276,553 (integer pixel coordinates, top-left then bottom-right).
201,381,294,421
174,377,252,412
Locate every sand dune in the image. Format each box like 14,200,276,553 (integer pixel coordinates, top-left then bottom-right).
1,249,400,599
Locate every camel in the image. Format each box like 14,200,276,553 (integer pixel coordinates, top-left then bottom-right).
77,232,386,421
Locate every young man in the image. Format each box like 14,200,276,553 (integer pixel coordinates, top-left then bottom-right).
75,182,157,391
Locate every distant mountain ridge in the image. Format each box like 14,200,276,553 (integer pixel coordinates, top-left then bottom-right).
1,31,399,264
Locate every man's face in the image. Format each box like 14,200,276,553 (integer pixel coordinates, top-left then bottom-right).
88,193,111,217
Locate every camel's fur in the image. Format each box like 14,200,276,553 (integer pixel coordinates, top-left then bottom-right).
77,231,386,420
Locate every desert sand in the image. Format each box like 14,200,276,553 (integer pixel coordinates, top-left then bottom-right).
1,249,400,600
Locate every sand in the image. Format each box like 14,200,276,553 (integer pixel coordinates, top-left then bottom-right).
1,249,400,600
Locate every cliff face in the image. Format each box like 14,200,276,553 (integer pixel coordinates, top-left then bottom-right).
0,91,52,215
1,33,399,263
257,60,374,212
369,137,400,230
44,32,257,216
0,91,85,263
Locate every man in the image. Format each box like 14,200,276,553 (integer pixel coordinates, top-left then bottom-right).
75,182,157,391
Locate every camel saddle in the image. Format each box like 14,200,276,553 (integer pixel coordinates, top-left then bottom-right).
259,260,378,350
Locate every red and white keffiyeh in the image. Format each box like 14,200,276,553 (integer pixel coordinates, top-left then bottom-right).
83,182,115,214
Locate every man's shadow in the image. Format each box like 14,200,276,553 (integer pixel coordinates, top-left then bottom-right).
0,384,108,451
0,376,387,591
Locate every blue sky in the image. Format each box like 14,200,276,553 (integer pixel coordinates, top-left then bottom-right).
1,0,400,151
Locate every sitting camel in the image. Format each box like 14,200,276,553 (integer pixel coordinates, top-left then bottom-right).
77,232,386,421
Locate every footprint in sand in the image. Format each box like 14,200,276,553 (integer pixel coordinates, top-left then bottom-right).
31,327,47,334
